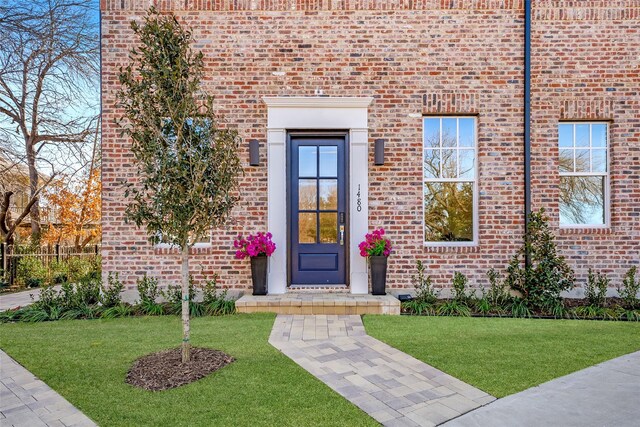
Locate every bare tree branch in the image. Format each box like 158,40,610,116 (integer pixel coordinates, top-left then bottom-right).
0,0,99,242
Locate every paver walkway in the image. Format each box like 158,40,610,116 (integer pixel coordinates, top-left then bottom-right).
0,350,96,427
443,350,640,427
269,315,495,427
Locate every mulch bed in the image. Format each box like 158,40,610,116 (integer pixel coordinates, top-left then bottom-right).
126,347,234,391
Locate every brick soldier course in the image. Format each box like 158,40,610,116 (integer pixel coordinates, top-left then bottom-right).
100,1,640,292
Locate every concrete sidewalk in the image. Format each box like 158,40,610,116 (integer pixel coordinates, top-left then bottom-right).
0,287,141,311
0,287,63,312
443,350,640,427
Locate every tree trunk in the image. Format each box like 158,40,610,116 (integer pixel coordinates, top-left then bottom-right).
26,139,41,243
181,245,191,363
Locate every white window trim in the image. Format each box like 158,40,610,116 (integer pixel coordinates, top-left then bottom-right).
558,121,610,229
154,232,212,249
422,116,479,247
154,242,213,249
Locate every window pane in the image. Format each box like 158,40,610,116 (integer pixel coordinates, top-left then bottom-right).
559,124,573,147
575,124,589,147
424,149,440,178
298,146,317,177
441,149,457,178
575,149,590,172
458,149,475,179
319,213,337,243
458,118,475,147
591,124,607,148
319,179,337,210
319,146,337,177
424,118,441,148
298,179,316,210
559,149,574,172
560,176,605,226
442,118,457,147
424,182,474,242
592,149,607,172
298,213,316,243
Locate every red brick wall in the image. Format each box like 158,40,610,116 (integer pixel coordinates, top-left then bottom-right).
531,2,640,287
100,0,640,292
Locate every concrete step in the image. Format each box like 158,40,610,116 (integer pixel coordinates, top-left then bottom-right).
236,293,400,315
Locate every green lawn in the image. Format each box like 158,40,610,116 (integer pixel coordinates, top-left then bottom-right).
364,315,640,397
0,314,376,427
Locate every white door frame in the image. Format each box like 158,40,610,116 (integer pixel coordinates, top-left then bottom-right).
263,97,373,294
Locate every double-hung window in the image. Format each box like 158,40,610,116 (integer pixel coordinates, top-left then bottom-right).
558,122,609,227
423,117,477,244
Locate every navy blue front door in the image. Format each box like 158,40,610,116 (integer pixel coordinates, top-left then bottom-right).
289,134,347,285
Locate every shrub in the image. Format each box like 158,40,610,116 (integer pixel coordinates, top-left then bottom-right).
75,277,101,306
505,209,575,310
411,260,438,304
66,257,95,283
49,260,69,284
163,276,203,316
436,300,471,317
20,306,50,322
475,297,492,315
89,255,102,278
510,298,531,318
452,272,472,304
402,260,438,315
202,274,221,305
486,268,510,307
101,273,124,308
35,285,62,313
573,305,606,319
0,268,8,289
201,275,233,314
136,275,160,305
16,257,47,288
542,299,567,319
135,276,163,315
585,269,609,307
163,276,197,306
617,266,639,309
102,303,133,319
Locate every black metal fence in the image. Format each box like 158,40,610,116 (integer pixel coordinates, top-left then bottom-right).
0,244,100,287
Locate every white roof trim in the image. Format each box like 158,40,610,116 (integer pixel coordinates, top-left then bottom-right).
262,97,374,108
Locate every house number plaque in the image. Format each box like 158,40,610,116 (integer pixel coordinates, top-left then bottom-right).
356,185,362,212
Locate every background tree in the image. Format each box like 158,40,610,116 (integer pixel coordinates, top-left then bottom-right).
0,0,99,243
118,9,243,363
42,167,101,248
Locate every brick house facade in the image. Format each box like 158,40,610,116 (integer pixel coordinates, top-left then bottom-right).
100,0,639,294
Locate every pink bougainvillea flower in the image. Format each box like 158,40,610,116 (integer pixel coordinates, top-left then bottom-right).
358,227,392,258
234,232,277,259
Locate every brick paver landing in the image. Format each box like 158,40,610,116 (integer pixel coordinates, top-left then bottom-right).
269,315,495,427
0,350,96,427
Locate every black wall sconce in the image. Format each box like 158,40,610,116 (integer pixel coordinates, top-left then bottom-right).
249,139,260,166
374,139,385,166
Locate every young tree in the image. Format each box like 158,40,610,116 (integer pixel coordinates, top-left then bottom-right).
117,9,243,363
0,0,99,242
